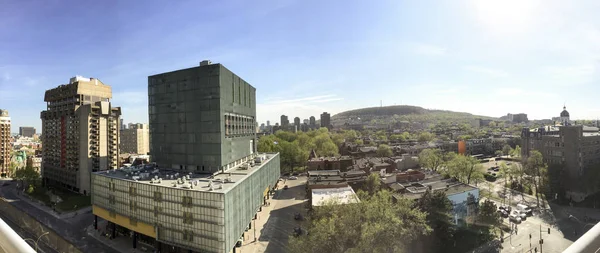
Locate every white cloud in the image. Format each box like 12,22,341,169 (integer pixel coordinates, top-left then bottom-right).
413,43,447,56
463,65,509,77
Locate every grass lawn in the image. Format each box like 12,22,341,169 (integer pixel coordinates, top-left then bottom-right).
26,185,90,212
27,185,52,206
52,188,91,212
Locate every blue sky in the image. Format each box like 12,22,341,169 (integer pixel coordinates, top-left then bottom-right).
1,0,600,132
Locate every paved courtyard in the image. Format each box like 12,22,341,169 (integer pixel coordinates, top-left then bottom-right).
239,175,308,253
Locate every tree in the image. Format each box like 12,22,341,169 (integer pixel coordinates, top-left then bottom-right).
525,150,547,207
502,144,512,156
418,132,435,143
365,173,381,194
477,199,501,227
446,155,484,184
418,149,444,172
354,139,364,145
494,150,503,157
313,132,338,157
376,144,393,157
14,164,40,187
510,145,521,157
416,189,454,252
288,190,431,253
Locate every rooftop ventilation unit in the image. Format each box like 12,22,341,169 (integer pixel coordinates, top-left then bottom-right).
200,60,212,66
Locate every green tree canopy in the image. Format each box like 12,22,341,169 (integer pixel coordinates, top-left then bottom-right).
415,189,454,252
376,144,393,157
418,149,445,171
418,132,435,143
477,199,501,227
14,164,40,186
502,144,512,156
446,155,484,184
288,190,431,253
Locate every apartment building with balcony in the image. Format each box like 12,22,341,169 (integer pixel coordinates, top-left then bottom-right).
120,123,149,155
41,76,121,195
0,109,11,177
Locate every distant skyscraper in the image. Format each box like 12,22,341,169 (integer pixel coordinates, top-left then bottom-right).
41,76,121,194
19,126,36,137
320,112,331,129
303,119,309,125
280,115,289,128
267,120,271,126
294,117,300,128
0,109,11,177
120,118,125,130
119,123,149,155
309,116,316,128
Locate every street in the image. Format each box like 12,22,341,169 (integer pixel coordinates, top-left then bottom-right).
240,175,308,253
0,178,119,253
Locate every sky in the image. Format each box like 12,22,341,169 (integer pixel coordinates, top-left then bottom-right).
2,0,600,132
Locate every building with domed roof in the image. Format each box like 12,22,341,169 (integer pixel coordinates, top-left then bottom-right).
552,105,571,126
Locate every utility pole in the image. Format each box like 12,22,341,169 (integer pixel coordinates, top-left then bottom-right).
539,224,543,253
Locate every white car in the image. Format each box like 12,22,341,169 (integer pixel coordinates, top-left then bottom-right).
289,176,298,180
509,214,522,223
512,210,527,221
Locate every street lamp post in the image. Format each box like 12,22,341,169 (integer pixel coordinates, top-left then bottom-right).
24,231,49,252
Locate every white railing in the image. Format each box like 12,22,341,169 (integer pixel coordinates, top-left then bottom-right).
0,218,36,253
563,222,600,253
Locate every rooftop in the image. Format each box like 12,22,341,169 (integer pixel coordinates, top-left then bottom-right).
311,186,360,206
94,153,277,194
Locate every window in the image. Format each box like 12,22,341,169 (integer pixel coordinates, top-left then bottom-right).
109,182,116,191
154,206,161,217
183,212,193,224
109,195,116,204
129,186,137,196
183,230,193,241
130,200,137,211
182,196,193,207
153,191,162,202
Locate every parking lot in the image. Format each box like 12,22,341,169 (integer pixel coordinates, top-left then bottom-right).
238,175,308,253
484,198,574,253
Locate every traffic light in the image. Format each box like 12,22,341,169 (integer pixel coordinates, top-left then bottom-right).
548,228,551,234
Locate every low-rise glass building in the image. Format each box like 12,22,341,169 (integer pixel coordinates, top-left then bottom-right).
91,153,279,253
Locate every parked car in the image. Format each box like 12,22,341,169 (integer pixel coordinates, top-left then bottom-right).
513,210,527,221
493,167,500,172
283,185,289,190
292,173,299,176
509,214,522,223
497,209,508,218
294,213,303,221
289,176,298,180
516,203,532,216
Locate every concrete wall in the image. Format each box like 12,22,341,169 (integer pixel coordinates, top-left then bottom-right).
0,198,81,253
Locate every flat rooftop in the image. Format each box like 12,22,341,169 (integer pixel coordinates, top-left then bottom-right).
311,186,359,206
94,153,278,194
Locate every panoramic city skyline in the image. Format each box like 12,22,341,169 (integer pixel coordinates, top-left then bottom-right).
2,0,600,132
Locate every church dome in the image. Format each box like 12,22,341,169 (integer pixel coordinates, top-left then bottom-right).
561,106,569,117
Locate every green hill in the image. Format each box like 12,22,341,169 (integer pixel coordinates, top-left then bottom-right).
332,105,496,126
